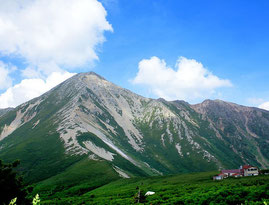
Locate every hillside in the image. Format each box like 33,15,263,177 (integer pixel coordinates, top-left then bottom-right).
34,171,269,204
0,72,268,185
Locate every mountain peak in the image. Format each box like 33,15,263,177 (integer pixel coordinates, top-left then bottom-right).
197,99,238,107
201,99,224,104
78,71,107,81
57,71,109,92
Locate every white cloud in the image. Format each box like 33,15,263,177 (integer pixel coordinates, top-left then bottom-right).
259,102,269,111
0,72,75,108
132,56,232,101
0,0,112,108
21,67,43,79
247,98,269,111
0,61,15,90
0,0,112,74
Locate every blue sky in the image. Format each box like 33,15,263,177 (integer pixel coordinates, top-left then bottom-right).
0,0,269,109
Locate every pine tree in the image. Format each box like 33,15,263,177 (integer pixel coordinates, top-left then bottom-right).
0,160,31,205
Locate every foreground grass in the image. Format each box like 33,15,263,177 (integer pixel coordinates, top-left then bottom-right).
34,171,269,204
30,158,120,201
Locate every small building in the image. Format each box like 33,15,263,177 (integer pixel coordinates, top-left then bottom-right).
213,173,225,180
242,165,259,176
231,173,242,178
221,169,241,177
214,164,259,180
213,175,222,180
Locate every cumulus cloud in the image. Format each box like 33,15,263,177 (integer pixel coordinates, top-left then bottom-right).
247,98,269,111
0,0,112,108
0,61,14,90
259,102,269,111
132,56,232,101
0,0,112,74
0,72,75,108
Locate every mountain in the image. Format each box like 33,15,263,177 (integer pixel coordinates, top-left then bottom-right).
0,72,268,185
192,100,269,168
0,108,14,117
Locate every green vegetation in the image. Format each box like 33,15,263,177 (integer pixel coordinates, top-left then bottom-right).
32,171,269,204
31,158,120,201
0,160,31,205
32,194,41,205
0,90,83,184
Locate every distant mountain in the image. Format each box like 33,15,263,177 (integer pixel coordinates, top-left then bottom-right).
0,107,14,117
0,72,268,184
192,100,269,168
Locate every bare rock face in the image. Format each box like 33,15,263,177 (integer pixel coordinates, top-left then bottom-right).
0,72,268,183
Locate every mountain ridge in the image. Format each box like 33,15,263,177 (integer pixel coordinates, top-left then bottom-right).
0,72,268,184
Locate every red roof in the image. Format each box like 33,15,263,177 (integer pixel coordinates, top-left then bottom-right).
232,173,241,176
221,169,241,174
242,165,252,169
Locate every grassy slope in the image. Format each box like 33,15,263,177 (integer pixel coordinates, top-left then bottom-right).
31,158,120,200
133,100,244,175
133,102,218,175
0,113,82,183
38,171,269,205
0,83,90,184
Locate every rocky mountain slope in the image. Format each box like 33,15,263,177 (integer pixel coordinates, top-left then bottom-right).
0,72,268,183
